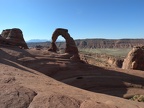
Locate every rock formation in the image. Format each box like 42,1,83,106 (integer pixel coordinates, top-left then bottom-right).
0,46,144,108
48,28,80,60
107,57,123,68
122,46,144,70
0,28,28,49
0,84,37,108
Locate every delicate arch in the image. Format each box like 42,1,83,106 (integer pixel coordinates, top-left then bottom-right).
48,28,80,60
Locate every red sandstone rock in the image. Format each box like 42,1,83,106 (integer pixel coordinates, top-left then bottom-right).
122,46,144,70
0,28,28,49
48,28,80,60
0,46,144,108
0,84,37,108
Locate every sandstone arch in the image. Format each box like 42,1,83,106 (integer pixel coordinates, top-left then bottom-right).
48,28,80,60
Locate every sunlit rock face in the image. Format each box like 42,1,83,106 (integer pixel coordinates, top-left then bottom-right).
122,46,144,70
0,28,28,49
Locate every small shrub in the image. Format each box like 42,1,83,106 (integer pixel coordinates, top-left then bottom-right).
130,94,144,102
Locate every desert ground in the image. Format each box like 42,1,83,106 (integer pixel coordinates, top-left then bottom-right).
0,45,144,108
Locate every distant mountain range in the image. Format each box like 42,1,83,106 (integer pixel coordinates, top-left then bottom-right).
26,39,49,43
27,38,144,48
26,39,65,43
75,38,144,48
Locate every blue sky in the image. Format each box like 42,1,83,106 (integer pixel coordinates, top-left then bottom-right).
0,0,144,41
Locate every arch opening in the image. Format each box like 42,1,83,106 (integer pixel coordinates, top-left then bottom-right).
56,35,66,54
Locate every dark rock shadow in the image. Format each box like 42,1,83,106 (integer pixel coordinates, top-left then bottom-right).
19,52,144,98
52,62,144,98
0,47,37,75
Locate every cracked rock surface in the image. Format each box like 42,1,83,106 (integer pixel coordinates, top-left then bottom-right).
0,84,37,108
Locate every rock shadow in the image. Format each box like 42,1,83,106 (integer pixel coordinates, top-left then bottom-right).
0,47,37,75
19,53,144,98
